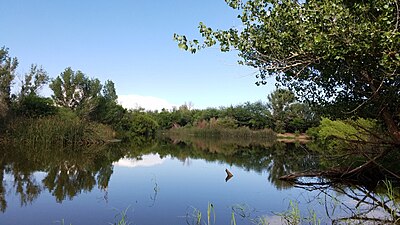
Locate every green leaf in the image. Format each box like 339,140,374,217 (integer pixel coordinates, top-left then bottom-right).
178,43,188,50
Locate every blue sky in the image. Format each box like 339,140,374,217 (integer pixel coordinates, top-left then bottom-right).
0,0,276,110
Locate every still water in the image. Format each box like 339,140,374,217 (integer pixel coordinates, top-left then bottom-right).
0,136,394,225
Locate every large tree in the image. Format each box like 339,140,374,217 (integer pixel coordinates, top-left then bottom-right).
0,47,18,116
50,67,102,111
175,0,400,144
267,89,295,132
14,65,55,118
18,64,49,98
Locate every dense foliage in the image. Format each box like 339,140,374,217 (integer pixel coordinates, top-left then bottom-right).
175,0,400,144
0,47,159,141
149,89,318,133
0,47,18,118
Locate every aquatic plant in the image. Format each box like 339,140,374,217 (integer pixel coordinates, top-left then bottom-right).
3,115,114,146
112,207,131,225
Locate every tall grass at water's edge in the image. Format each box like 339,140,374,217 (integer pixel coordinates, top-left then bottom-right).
2,116,115,146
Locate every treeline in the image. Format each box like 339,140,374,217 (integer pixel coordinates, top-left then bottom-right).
148,88,320,134
0,47,158,144
0,46,319,145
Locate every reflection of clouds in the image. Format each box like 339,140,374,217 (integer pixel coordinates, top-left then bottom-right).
113,154,166,168
256,215,283,225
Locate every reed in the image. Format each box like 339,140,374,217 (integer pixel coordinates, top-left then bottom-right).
113,207,131,225
3,115,114,147
207,203,216,225
230,211,237,225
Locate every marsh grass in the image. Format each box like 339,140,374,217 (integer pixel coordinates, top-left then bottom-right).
230,211,237,225
378,180,400,223
275,200,324,225
3,116,114,146
278,200,301,225
208,202,216,225
186,203,216,225
112,207,131,225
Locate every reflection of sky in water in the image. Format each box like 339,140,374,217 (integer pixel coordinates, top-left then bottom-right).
113,154,166,168
0,153,379,225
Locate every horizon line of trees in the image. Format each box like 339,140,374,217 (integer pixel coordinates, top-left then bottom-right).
1,46,321,138
147,88,320,133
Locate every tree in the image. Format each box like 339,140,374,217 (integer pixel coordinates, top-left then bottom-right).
175,0,400,144
12,64,55,118
18,64,49,98
102,80,117,103
266,89,319,132
220,102,272,129
267,89,295,132
0,47,18,116
50,68,102,116
128,110,159,137
90,80,127,130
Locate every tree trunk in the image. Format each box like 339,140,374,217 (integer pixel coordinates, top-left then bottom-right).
381,109,400,144
361,70,400,144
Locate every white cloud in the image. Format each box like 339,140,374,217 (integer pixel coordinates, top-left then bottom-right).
113,154,166,168
118,94,175,111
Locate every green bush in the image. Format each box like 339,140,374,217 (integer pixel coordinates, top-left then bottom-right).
215,117,238,129
13,95,56,118
306,117,380,152
127,112,159,137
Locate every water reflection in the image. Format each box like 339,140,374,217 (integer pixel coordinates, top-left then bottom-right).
113,154,165,168
151,135,321,189
0,143,128,209
0,136,317,213
0,136,398,224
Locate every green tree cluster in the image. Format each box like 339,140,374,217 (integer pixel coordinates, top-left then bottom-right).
268,89,318,132
0,47,158,140
48,68,159,138
150,89,318,133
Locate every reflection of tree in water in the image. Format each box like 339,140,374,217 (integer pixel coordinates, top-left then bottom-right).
12,171,41,206
160,135,400,223
0,163,7,212
292,181,400,224
43,164,96,202
265,142,320,189
138,135,320,190
0,142,129,211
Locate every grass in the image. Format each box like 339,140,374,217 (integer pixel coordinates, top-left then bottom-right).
112,207,131,225
3,115,115,146
379,180,400,223
57,208,131,225
277,200,301,225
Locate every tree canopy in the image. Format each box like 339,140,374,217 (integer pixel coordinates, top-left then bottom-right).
175,0,400,143
18,64,49,98
49,67,102,111
0,47,18,116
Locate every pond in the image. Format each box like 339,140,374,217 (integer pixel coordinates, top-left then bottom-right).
0,136,397,225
